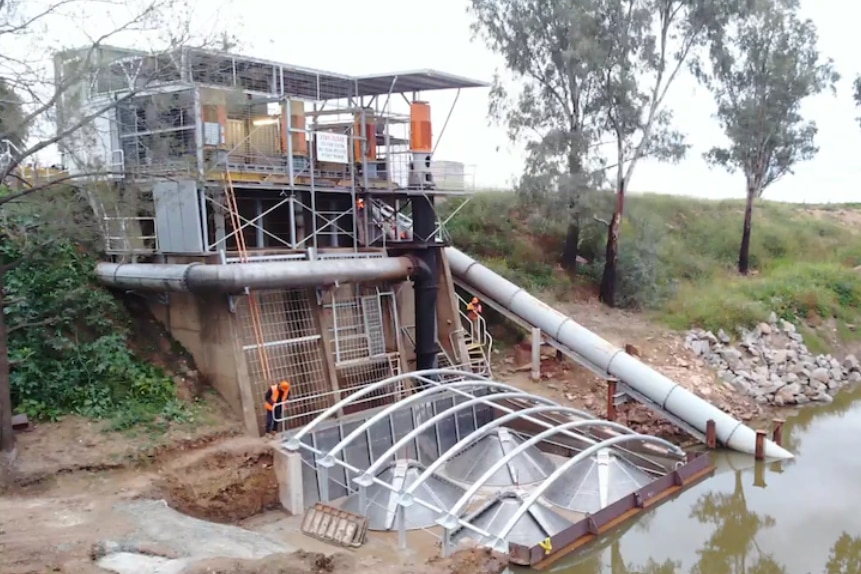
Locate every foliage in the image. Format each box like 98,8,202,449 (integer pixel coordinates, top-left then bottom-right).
663,262,861,332
854,77,861,127
467,0,611,270
584,214,675,309
0,78,26,151
695,0,838,273
1,209,178,423
698,0,838,194
442,191,861,335
826,533,861,574
467,0,719,303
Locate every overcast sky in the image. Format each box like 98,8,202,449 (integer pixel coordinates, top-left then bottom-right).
13,0,859,203
213,0,858,203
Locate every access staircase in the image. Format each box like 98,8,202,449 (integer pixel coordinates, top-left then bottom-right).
367,199,491,376
455,292,492,376
398,292,492,378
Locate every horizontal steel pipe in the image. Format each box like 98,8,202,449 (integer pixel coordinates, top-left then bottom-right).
95,256,417,294
445,246,793,460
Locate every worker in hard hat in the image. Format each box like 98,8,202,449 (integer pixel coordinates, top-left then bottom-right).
466,297,482,337
264,380,291,434
356,197,367,244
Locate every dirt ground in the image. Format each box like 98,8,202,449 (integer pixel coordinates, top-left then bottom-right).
7,393,241,487
0,289,798,573
0,431,508,574
153,437,281,523
182,548,507,574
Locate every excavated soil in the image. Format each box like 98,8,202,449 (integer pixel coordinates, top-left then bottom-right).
425,547,509,573
154,438,280,523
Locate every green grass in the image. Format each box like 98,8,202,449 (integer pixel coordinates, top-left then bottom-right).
441,190,861,340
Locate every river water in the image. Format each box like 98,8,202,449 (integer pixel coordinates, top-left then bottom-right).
554,384,861,574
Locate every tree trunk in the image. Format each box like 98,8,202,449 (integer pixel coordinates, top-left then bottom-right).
599,179,625,307
561,221,580,272
562,150,583,272
0,269,13,454
738,191,754,275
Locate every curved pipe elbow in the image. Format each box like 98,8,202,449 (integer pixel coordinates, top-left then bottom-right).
405,254,432,280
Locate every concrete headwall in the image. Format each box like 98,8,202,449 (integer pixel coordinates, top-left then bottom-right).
144,255,465,437
149,291,258,434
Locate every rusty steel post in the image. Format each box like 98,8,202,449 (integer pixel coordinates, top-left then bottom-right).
706,419,717,449
755,430,767,460
772,418,785,446
606,380,617,421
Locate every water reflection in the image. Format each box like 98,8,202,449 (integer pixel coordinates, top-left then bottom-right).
549,383,861,574
689,470,783,574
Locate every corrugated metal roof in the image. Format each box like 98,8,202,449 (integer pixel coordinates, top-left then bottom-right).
355,70,489,97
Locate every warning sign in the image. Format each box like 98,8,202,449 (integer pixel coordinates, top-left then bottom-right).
315,132,349,164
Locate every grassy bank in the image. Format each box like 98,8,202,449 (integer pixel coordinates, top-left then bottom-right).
441,191,861,340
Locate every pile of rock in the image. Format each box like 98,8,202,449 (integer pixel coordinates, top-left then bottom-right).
685,313,861,406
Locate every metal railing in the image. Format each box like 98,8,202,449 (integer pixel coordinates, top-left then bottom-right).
455,292,493,375
271,352,408,429
399,324,471,378
103,216,159,254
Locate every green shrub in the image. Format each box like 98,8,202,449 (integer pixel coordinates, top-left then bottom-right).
2,233,179,424
442,190,861,335
662,263,861,332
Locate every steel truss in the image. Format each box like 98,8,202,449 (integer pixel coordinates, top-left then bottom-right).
283,369,684,556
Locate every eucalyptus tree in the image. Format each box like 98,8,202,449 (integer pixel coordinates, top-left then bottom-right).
469,0,723,305
468,0,610,272
594,0,726,306
696,0,838,274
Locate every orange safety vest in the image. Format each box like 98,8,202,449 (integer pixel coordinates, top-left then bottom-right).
265,382,291,411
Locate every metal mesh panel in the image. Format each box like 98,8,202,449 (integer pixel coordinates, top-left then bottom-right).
362,295,386,356
328,285,394,365
236,288,330,430
337,359,397,415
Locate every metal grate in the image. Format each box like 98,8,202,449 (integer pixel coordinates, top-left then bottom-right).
328,285,394,365
362,295,386,356
236,288,331,430
337,358,399,415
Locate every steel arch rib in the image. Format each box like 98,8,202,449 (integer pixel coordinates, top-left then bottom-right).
353,391,545,486
284,368,487,450
434,419,643,529
316,380,525,467
398,405,599,508
490,433,683,552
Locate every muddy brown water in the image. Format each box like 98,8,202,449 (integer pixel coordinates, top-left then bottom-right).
549,384,861,573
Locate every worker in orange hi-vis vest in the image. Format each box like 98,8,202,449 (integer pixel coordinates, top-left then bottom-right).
466,297,482,335
355,197,367,244
264,380,291,434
